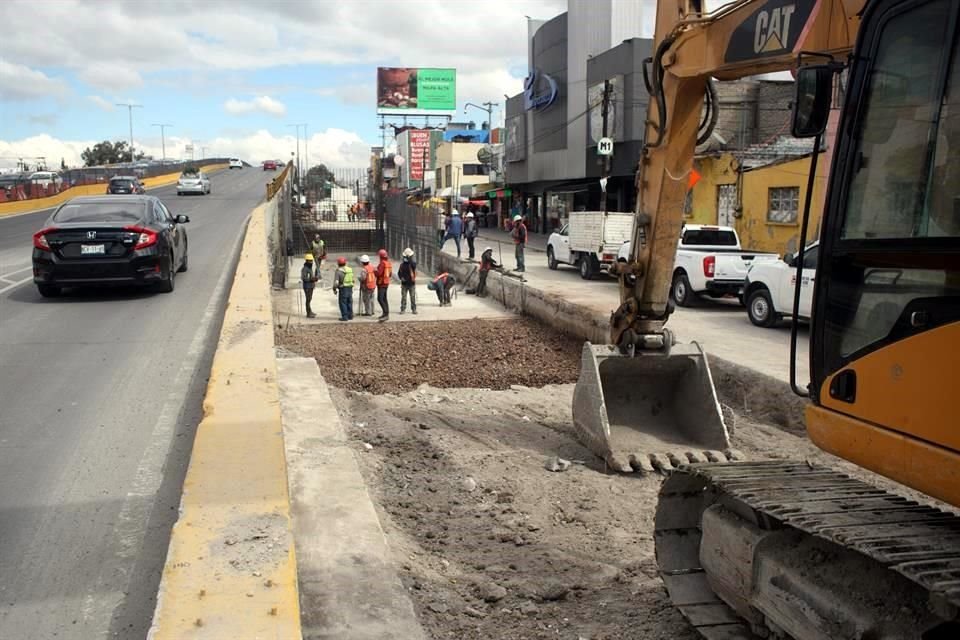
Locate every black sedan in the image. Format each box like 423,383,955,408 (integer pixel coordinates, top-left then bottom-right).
32,195,189,297
106,175,146,195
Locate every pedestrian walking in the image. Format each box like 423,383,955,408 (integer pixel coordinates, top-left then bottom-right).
437,208,448,246
464,211,478,259
332,257,355,321
398,247,418,314
476,246,501,297
357,254,376,316
301,253,318,318
310,234,326,279
429,269,456,306
511,214,527,272
442,210,463,257
375,248,392,321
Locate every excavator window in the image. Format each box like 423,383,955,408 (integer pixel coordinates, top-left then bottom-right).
816,0,960,374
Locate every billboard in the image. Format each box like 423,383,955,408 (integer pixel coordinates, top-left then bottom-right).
408,130,431,181
377,67,456,111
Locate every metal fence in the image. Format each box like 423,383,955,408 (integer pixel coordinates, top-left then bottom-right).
384,190,443,276
290,168,382,256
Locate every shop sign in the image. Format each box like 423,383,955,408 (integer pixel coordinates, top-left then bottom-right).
523,70,558,111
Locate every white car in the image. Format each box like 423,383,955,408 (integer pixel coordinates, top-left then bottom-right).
177,170,211,196
743,241,819,327
30,171,62,189
228,158,243,169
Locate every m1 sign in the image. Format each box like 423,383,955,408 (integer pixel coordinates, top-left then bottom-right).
409,130,431,181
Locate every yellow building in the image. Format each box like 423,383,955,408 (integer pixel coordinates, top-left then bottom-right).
687,143,827,256
434,141,488,197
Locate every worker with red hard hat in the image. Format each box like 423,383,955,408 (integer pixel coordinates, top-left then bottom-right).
374,248,392,321
332,256,354,321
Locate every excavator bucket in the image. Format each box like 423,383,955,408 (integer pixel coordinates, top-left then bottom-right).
572,342,731,473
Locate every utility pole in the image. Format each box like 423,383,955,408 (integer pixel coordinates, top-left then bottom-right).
201,146,209,159
116,102,143,162
464,102,499,137
287,123,307,187
601,80,612,213
152,123,172,161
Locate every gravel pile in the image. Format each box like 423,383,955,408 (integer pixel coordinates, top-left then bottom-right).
277,318,583,394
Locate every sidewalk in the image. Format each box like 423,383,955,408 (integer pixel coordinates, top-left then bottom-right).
439,242,810,385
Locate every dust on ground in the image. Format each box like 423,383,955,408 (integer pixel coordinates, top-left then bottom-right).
278,319,952,639
278,318,582,394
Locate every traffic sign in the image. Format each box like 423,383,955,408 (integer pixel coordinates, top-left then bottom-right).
597,137,614,156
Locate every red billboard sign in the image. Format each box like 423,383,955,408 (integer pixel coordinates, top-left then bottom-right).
408,130,431,181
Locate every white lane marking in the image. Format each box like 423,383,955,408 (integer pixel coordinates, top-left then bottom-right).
0,275,32,295
79,212,252,629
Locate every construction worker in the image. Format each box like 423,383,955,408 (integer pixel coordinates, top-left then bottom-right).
375,248,392,321
301,253,318,318
357,255,376,316
464,211,478,259
398,247,418,314
332,257,354,321
476,246,501,297
429,269,456,306
511,214,527,272
442,209,463,258
310,233,326,279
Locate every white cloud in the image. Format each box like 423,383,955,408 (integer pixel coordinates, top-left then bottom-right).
77,63,144,92
0,58,68,101
0,128,373,170
224,95,287,117
87,95,114,111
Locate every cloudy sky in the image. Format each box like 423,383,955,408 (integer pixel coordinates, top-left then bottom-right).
0,0,566,169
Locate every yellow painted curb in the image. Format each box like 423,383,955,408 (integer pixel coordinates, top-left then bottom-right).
148,198,302,639
0,163,229,217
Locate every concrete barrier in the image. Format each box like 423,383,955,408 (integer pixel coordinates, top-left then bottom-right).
0,163,230,217
148,195,302,639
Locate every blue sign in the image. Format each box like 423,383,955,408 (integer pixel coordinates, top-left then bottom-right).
523,70,558,111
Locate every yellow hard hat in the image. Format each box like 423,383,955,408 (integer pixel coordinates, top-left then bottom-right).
305,253,314,261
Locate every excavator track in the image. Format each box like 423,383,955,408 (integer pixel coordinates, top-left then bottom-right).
655,461,960,639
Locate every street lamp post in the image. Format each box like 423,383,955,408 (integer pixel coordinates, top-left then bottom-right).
287,123,308,187
116,102,143,162
464,101,499,137
152,123,172,161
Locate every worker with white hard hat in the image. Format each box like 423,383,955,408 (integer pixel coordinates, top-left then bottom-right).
398,248,418,314
300,253,318,318
511,214,527,272
357,254,376,316
464,210,478,260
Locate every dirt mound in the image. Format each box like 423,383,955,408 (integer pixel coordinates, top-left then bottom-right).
278,318,582,394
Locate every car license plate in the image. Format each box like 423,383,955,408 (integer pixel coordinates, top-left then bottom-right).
81,244,105,255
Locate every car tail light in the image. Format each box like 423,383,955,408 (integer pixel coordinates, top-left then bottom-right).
124,225,158,250
703,255,716,278
33,227,56,251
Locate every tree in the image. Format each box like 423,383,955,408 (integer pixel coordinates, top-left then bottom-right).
80,140,146,166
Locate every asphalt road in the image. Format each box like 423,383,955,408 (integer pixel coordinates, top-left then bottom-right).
0,168,270,639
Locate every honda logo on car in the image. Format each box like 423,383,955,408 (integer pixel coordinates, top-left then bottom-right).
86,231,97,240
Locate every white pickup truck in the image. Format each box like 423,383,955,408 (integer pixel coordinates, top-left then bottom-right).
546,211,634,279
617,224,780,307
743,241,819,327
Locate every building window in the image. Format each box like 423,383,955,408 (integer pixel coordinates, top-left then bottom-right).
462,163,487,176
767,187,799,223
445,165,452,187
436,168,442,189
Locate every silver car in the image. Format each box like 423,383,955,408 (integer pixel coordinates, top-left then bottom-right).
176,170,210,196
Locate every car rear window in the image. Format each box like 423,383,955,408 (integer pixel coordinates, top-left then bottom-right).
53,202,145,223
110,179,134,187
682,229,738,246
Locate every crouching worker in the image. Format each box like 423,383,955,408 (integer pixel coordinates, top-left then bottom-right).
476,246,500,297
428,270,456,307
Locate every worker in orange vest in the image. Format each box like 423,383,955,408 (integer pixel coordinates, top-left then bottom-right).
374,248,392,321
357,254,377,316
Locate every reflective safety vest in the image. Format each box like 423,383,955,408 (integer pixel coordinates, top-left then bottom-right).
377,260,393,287
341,265,354,287
363,264,377,290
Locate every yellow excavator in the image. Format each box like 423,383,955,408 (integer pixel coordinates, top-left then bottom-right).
572,0,960,636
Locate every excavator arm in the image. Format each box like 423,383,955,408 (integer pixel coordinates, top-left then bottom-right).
613,0,862,348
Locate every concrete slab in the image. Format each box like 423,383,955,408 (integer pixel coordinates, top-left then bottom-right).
277,356,427,640
276,254,512,326
441,242,810,385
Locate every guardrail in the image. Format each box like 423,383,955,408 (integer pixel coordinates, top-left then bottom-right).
266,161,293,201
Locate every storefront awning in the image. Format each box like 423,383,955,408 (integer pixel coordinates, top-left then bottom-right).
437,187,455,197
485,188,513,199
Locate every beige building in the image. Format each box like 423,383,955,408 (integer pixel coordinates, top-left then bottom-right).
434,141,488,197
